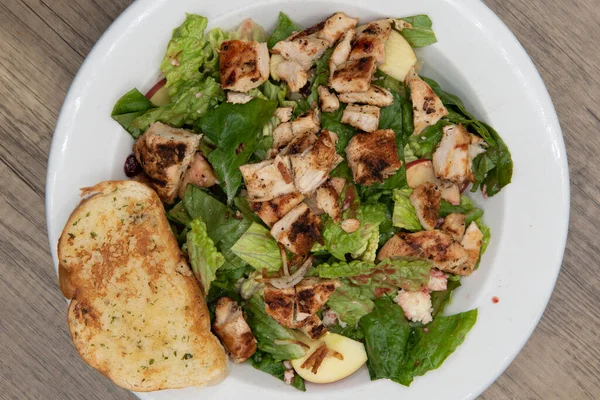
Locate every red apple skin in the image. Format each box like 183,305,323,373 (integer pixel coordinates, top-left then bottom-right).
405,159,430,170
460,181,470,193
145,78,167,99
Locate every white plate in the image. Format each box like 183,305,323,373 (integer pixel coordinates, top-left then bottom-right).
46,0,569,399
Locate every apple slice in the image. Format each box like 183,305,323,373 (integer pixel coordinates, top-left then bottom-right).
378,29,417,81
145,78,170,106
145,78,166,99
406,160,437,188
291,333,367,384
270,54,285,81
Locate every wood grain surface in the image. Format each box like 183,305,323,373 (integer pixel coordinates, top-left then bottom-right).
0,0,598,399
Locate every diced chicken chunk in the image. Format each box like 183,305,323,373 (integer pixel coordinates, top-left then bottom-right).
330,57,377,93
410,183,441,231
272,122,294,150
329,177,346,194
441,213,466,242
273,35,331,71
133,122,200,204
275,107,294,123
315,180,342,222
227,91,254,104
220,40,269,92
405,68,448,135
240,156,295,202
432,124,487,183
213,297,257,363
427,269,448,292
459,221,484,275
295,278,340,316
394,290,433,324
338,85,394,107
297,314,327,339
289,130,342,194
292,110,321,137
280,132,318,157
178,153,218,198
440,181,461,205
270,203,322,255
264,284,296,328
341,104,380,132
250,192,305,227
345,129,401,185
329,29,355,73
317,12,359,43
377,231,469,273
318,86,340,112
276,60,309,92
349,19,392,64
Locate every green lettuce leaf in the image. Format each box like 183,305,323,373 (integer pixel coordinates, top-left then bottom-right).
206,265,252,316
359,296,411,381
244,296,306,360
237,270,265,300
321,104,358,154
430,279,461,318
167,201,192,225
406,119,450,158
316,260,375,278
198,98,278,202
186,218,225,293
476,218,491,256
231,223,282,272
327,279,375,327
397,15,437,48
250,351,306,391
394,310,478,386
294,47,334,117
392,188,421,231
439,195,484,225
110,89,155,136
327,323,365,341
267,12,301,49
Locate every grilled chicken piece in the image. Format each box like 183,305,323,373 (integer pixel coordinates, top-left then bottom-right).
394,290,433,324
345,129,401,185
295,278,340,319
349,19,392,64
280,132,319,157
276,60,309,92
440,181,461,205
178,153,218,199
240,156,295,202
317,12,359,43
213,297,257,363
432,124,488,183
459,222,484,275
270,203,322,255
275,107,294,123
377,231,469,273
133,122,200,204
409,183,442,231
292,110,321,136
290,130,342,194
338,85,394,107
318,86,340,112
330,57,377,93
272,35,330,71
341,104,380,132
441,213,467,242
272,122,294,150
250,192,305,227
329,29,355,74
427,269,448,292
297,314,327,339
220,40,269,92
405,68,448,135
274,111,321,153
226,91,254,104
264,284,296,328
315,180,342,222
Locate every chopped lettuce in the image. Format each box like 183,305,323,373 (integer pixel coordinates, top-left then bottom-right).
326,279,375,327
186,218,225,293
396,15,437,48
237,271,264,300
321,104,358,154
250,351,306,391
294,47,333,117
439,195,484,225
244,296,306,360
167,201,192,225
392,188,422,231
267,12,301,49
198,98,278,203
231,223,283,272
476,218,491,256
406,119,450,159
110,89,154,136
316,260,375,278
430,279,461,318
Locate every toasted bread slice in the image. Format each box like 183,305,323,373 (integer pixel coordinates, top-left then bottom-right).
58,180,227,391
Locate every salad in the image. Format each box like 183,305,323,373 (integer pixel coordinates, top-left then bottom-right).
111,11,513,391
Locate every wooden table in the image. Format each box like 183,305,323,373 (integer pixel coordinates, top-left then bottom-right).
1,1,598,399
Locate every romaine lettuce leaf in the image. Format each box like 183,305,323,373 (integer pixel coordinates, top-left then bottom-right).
198,98,278,202
110,89,155,136
231,223,283,272
392,188,421,231
326,279,375,327
430,279,461,318
250,351,306,391
186,218,225,293
397,15,438,48
267,12,301,49
244,296,306,360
